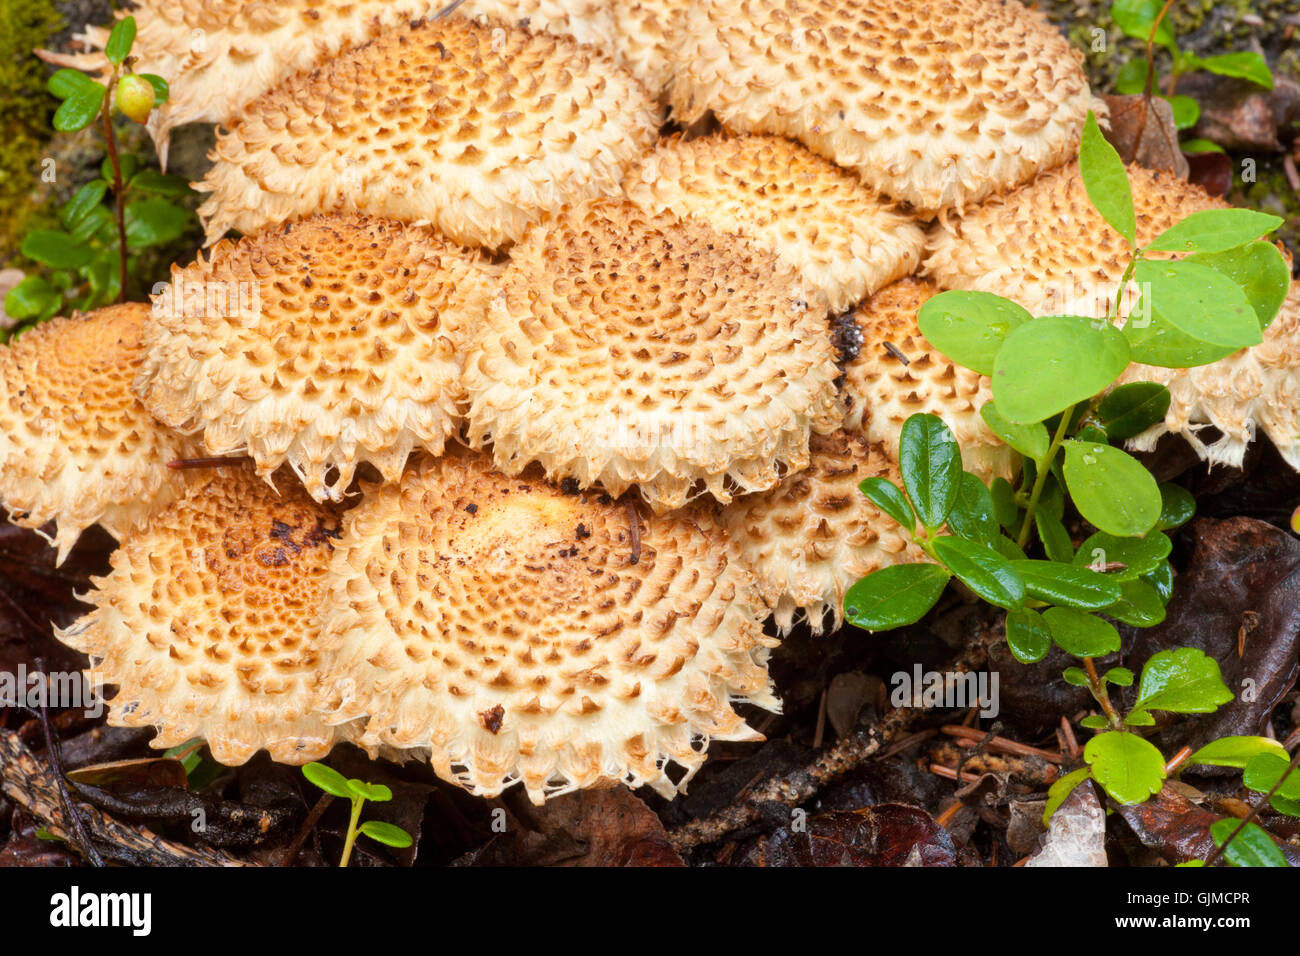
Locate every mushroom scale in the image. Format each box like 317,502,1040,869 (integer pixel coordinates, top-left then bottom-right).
925,162,1300,470
57,468,352,765
316,449,778,804
195,16,662,249
624,133,925,313
463,200,843,511
667,0,1092,213
842,278,1015,484
725,428,925,635
0,304,192,564
135,214,498,502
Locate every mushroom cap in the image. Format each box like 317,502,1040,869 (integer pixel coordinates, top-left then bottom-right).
135,214,498,502
842,278,1015,483
195,16,661,249
56,467,351,765
316,449,778,804
724,428,924,634
623,133,925,313
924,161,1300,469
463,200,843,511
667,0,1091,213
607,0,683,96
0,304,192,563
52,0,619,167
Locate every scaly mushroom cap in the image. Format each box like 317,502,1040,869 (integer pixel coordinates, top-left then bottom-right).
47,0,619,168
135,215,497,502
607,0,683,96
56,468,350,765
667,0,1091,213
623,134,925,313
195,16,661,249
316,449,778,804
924,162,1300,469
0,304,191,564
842,278,1015,483
724,429,924,634
463,201,843,511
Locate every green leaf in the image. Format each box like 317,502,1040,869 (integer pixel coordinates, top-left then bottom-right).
1134,259,1262,350
1186,241,1291,331
129,170,192,196
1079,111,1136,247
69,204,113,245
21,230,92,269
124,199,189,249
1104,578,1166,627
1045,607,1121,657
859,477,915,536
946,472,998,544
105,16,137,66
993,316,1130,424
1103,666,1135,687
1010,560,1122,610
358,820,414,849
53,88,105,133
1142,562,1174,604
1243,754,1300,800
1063,667,1091,687
1043,767,1093,825
1164,95,1200,130
346,779,393,803
1194,51,1273,89
60,179,109,229
1096,382,1170,440
990,477,1019,532
1005,607,1052,664
48,68,103,100
1115,57,1150,95
993,535,1028,562
1110,0,1176,49
916,290,1033,376
302,762,353,799
1124,310,1237,369
980,401,1049,461
138,73,170,105
1080,714,1110,729
1062,441,1162,537
1181,138,1225,155
1147,209,1283,254
1036,512,1075,563
102,153,140,184
1133,647,1233,716
4,276,60,321
1271,795,1300,818
1155,483,1195,531
1187,736,1289,771
1085,731,1166,805
1209,819,1288,867
931,536,1025,610
844,563,951,632
900,413,963,530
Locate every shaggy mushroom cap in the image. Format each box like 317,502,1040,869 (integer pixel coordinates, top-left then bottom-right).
842,278,1015,483
0,304,192,564
135,215,498,502
724,428,923,634
463,201,843,511
667,0,1091,213
195,16,661,249
924,162,1300,469
47,0,619,168
623,134,925,313
607,0,683,96
57,468,349,765
316,449,778,804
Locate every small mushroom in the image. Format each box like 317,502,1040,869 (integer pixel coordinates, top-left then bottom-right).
0,304,192,563
623,133,925,313
135,214,498,502
842,278,1015,484
315,448,778,804
463,200,843,511
196,16,661,249
667,0,1092,212
57,468,351,765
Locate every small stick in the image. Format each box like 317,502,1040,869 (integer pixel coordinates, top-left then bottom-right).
434,0,470,18
33,657,103,867
882,342,911,366
626,500,641,565
942,724,1064,764
279,792,335,866
812,687,828,750
167,455,253,470
934,800,964,829
1059,716,1081,762
929,763,982,785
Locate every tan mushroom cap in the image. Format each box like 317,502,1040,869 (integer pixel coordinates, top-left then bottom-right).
463,201,843,511
607,0,683,96
842,278,1015,484
667,0,1091,213
624,134,925,313
316,449,777,804
46,0,619,168
195,16,661,249
924,162,1300,469
0,304,192,564
135,214,497,502
57,468,350,765
724,428,924,634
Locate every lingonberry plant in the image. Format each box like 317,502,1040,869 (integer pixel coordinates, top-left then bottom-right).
845,110,1295,865
302,762,414,868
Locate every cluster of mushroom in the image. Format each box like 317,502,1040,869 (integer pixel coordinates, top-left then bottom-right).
7,0,1297,805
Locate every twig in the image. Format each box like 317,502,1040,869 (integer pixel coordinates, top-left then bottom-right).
626,499,641,565
433,0,470,18
167,456,253,470
100,72,129,304
942,724,1064,764
1130,0,1178,164
278,792,335,866
32,657,103,867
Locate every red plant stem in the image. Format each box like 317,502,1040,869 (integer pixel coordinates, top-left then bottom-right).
100,71,128,304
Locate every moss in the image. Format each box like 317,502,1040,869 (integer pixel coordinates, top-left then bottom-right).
0,0,63,261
